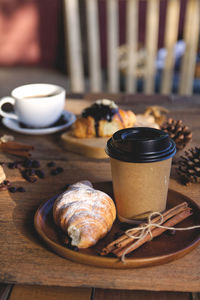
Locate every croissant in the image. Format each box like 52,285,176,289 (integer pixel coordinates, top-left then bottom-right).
0,165,6,184
53,181,116,248
73,99,136,138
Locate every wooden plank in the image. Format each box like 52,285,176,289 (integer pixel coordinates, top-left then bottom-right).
94,289,191,300
144,0,159,94
9,285,92,300
179,0,200,95
125,0,139,93
86,0,102,92
63,0,85,92
107,0,119,92
161,0,180,94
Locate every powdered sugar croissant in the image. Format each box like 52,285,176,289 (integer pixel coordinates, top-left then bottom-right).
53,181,116,248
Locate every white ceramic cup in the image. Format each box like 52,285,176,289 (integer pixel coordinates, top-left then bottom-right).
0,83,66,128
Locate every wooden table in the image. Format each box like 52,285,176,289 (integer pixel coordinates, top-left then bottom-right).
0,93,200,300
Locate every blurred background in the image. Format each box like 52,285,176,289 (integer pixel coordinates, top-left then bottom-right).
0,0,199,96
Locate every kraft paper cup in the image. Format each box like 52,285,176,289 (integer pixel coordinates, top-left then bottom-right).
106,127,176,223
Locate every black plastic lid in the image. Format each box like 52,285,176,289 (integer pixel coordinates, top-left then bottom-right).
106,127,176,163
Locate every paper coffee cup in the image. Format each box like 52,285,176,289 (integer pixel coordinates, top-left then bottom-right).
106,127,176,223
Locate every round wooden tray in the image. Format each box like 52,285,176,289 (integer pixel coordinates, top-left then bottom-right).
34,182,200,269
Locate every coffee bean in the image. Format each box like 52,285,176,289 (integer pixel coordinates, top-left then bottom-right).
51,169,59,176
21,171,28,180
27,176,37,183
22,170,37,183
56,167,64,173
17,187,25,192
47,161,56,167
3,180,10,186
32,160,40,168
8,162,16,169
23,159,33,168
35,169,45,179
25,169,35,176
8,186,17,193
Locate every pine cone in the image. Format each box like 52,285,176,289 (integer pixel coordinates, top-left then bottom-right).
176,147,200,185
161,118,192,151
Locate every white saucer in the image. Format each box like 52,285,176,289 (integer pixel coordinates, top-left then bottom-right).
2,110,76,135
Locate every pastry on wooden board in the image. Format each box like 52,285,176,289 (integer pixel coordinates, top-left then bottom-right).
61,100,166,158
53,181,116,248
73,99,137,138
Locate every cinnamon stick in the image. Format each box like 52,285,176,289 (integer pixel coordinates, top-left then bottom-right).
0,141,33,151
1,149,31,158
0,141,33,158
115,202,188,250
101,202,188,256
114,207,192,258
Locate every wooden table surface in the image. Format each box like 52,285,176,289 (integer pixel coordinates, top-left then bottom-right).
0,93,200,296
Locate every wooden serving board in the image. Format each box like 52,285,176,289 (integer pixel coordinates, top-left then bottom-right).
61,131,109,159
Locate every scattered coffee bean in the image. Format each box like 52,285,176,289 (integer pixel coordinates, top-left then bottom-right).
21,170,28,180
56,167,64,173
17,187,26,192
15,162,22,169
51,167,64,176
51,169,59,176
27,176,37,183
32,160,40,168
8,186,17,193
35,169,45,179
7,162,17,169
8,185,25,193
24,169,35,176
23,159,33,168
21,170,37,183
3,180,10,186
47,161,56,167
6,157,64,191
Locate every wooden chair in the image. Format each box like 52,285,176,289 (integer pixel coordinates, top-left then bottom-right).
63,0,200,95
